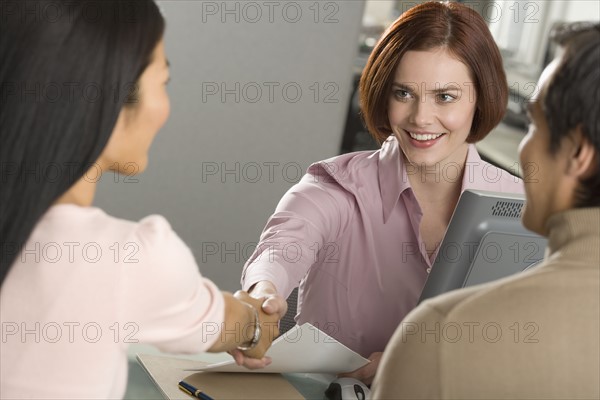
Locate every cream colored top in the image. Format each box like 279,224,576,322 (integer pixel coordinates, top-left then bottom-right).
373,208,600,399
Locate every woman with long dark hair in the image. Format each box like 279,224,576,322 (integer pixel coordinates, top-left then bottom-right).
0,1,280,398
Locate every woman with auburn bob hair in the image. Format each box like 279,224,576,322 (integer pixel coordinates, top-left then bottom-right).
0,1,280,398
236,1,523,384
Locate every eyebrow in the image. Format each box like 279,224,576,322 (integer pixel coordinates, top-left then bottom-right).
391,82,462,94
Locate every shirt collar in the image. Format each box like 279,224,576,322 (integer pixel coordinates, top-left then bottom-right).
545,208,600,261
378,136,483,223
378,136,410,222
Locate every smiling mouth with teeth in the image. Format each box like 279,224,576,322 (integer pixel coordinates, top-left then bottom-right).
407,131,445,141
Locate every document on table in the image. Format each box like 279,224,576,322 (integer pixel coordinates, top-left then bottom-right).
187,323,370,374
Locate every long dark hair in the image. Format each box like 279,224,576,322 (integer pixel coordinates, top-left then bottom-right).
0,0,165,285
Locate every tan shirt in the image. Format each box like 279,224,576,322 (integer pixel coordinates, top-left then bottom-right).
372,208,600,399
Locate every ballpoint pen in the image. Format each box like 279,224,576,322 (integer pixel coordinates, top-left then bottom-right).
178,380,214,400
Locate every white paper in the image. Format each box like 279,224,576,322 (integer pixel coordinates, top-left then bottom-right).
187,323,370,374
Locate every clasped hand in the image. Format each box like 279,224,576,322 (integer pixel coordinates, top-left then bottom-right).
229,287,287,369
229,282,287,369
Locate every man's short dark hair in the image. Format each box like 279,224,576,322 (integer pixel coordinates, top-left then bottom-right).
544,22,600,207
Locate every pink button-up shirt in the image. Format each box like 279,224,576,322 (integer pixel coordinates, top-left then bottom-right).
242,137,523,357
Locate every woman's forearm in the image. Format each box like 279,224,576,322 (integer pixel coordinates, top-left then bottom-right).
208,292,256,353
248,280,277,295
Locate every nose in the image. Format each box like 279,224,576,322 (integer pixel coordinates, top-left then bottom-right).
409,99,434,127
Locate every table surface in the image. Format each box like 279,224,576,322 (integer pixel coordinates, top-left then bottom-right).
135,352,333,400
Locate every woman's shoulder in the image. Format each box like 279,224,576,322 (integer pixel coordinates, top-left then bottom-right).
90,209,198,280
268,150,383,234
465,146,524,194
47,203,170,232
107,212,185,256
304,148,381,191
42,204,186,257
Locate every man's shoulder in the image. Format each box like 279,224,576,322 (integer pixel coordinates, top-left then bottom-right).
420,261,567,321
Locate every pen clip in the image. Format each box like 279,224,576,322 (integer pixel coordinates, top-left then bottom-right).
178,380,214,400
178,382,193,397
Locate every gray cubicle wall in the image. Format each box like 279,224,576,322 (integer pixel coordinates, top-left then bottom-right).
94,1,365,290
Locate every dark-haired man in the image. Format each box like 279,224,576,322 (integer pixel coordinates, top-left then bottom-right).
373,22,600,399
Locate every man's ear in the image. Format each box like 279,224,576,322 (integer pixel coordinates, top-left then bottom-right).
566,125,597,179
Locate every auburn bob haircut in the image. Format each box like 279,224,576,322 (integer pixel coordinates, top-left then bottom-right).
360,1,508,144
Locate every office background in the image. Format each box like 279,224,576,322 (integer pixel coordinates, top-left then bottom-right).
95,0,599,293
96,1,366,291
108,1,599,398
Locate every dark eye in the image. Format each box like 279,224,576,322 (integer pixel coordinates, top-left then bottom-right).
437,93,456,102
394,89,411,100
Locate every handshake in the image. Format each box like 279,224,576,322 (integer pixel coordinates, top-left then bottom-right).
228,281,288,369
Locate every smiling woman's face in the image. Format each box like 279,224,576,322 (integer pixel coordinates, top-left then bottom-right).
99,39,171,174
388,47,477,169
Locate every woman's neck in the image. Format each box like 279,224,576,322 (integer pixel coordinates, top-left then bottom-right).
405,147,468,204
53,175,97,207
409,172,463,212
